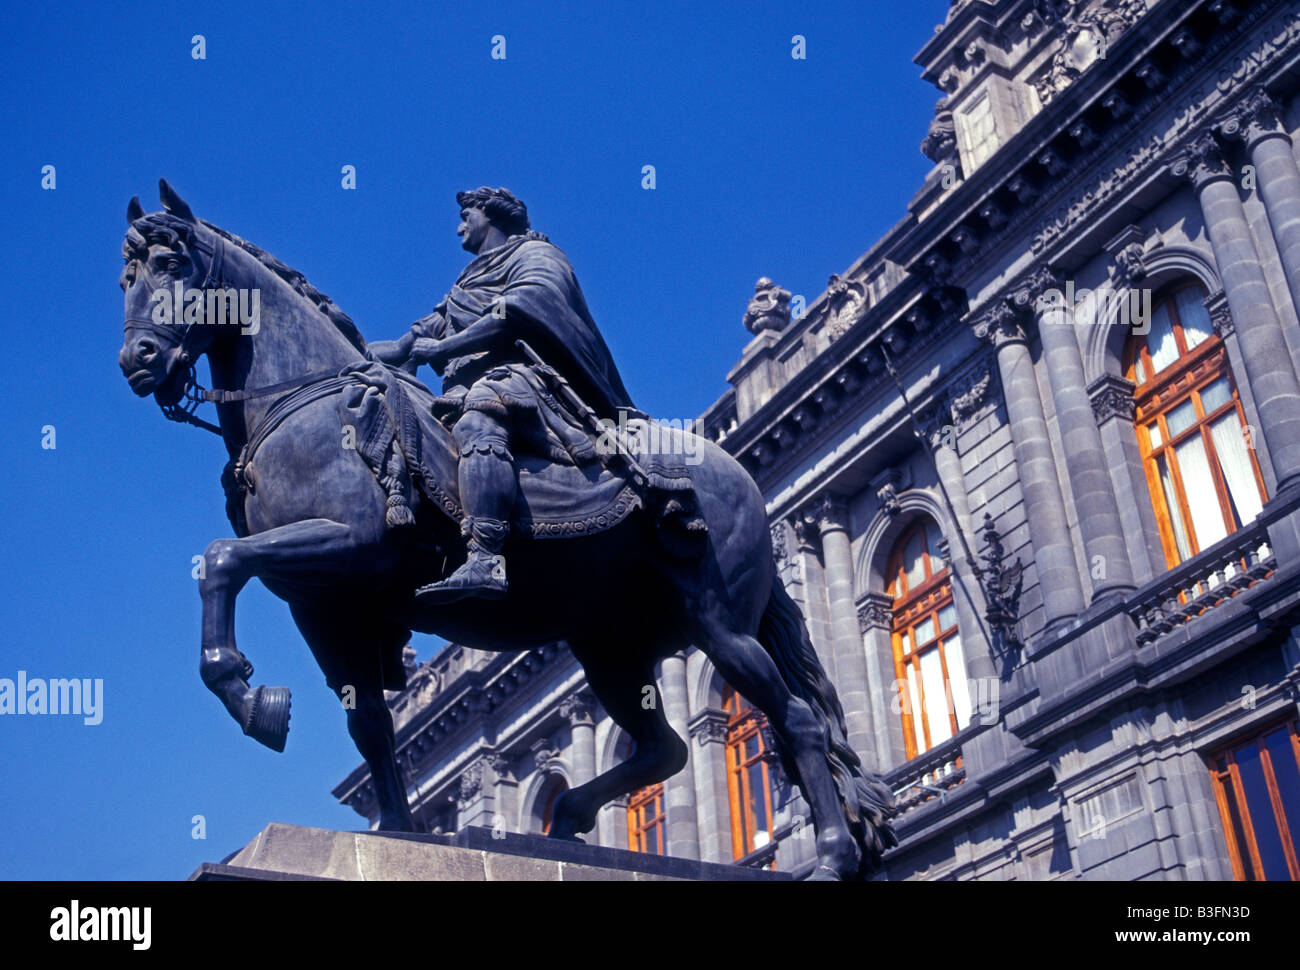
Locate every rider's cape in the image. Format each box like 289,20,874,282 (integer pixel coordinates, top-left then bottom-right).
414,231,634,422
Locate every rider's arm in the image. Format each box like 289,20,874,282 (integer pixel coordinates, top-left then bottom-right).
413,311,517,370
368,331,415,366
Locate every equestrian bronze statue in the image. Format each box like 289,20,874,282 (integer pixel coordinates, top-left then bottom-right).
118,180,898,879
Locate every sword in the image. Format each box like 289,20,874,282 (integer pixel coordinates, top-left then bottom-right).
514,339,648,491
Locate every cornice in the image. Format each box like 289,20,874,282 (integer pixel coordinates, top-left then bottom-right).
890,0,1282,283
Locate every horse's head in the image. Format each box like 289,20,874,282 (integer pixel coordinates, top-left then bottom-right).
119,180,231,408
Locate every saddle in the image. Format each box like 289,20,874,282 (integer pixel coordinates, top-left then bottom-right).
334,361,706,550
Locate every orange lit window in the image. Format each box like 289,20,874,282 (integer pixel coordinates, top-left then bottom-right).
886,518,971,760
723,686,776,862
627,783,666,855
1125,284,1267,567
539,777,567,836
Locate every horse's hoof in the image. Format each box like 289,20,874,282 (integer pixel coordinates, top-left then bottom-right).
244,685,291,752
547,831,586,844
805,865,842,881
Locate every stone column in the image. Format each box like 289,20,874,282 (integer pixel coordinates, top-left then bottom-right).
1173,131,1300,491
657,652,701,859
919,400,998,680
805,495,878,767
973,302,1087,630
559,693,596,788
687,708,733,863
790,514,838,682
1087,374,1164,583
1222,88,1300,319
1022,266,1136,601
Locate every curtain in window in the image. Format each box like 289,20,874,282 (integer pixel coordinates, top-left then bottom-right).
1174,434,1228,549
1210,413,1263,528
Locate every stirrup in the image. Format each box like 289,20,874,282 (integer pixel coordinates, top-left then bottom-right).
414,553,507,605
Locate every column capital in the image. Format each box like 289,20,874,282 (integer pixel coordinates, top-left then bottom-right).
1010,264,1064,319
971,299,1026,348
801,493,850,535
1170,130,1234,190
687,708,729,747
857,592,894,633
1219,86,1289,152
1086,374,1136,425
558,691,596,727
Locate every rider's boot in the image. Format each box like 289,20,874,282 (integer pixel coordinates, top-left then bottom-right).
415,442,513,604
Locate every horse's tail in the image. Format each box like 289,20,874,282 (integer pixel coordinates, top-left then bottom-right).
756,573,898,878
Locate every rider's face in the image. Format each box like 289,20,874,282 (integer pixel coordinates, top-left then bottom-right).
458,207,491,253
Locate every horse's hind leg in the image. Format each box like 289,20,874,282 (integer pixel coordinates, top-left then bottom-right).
291,603,415,833
547,638,688,844
198,518,386,751
688,617,858,880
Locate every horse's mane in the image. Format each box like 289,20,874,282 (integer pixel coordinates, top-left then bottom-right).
126,211,370,356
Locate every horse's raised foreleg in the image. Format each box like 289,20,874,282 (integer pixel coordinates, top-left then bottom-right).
548,639,688,843
198,518,380,752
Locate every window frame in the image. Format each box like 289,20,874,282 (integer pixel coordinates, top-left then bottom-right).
1206,718,1300,881
1124,284,1268,567
723,687,777,863
886,519,967,761
626,782,666,855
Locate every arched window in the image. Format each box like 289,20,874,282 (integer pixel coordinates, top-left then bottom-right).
723,686,776,861
538,776,567,836
886,517,971,760
627,783,666,855
1124,283,1267,567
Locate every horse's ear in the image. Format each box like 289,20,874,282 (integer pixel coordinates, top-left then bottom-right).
126,196,145,223
158,179,194,220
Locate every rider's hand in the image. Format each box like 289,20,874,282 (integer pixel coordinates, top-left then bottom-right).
412,337,445,369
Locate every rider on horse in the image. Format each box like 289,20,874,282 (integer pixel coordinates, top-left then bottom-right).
370,187,637,604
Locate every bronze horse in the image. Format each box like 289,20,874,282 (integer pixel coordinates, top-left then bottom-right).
118,180,896,879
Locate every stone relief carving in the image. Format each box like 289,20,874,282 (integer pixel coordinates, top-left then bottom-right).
1033,0,1150,105
825,274,868,341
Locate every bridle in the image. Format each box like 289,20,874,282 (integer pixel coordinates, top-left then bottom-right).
124,231,230,434
124,230,347,437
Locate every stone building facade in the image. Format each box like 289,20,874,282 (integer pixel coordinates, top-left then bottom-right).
336,0,1300,880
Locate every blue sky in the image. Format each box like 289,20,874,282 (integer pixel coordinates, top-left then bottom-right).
0,0,945,879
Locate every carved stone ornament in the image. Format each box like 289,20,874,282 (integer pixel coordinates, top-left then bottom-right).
921,99,959,166
825,273,867,341
1113,243,1146,287
1204,291,1234,338
1033,0,1147,105
1170,130,1234,189
1219,86,1286,151
688,709,729,746
743,277,792,335
857,592,893,633
1087,374,1137,424
972,300,1025,347
531,738,560,776
950,365,994,428
558,692,594,726
771,521,789,563
1011,264,1063,317
457,759,485,806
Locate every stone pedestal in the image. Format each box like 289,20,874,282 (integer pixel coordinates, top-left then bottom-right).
190,823,792,881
